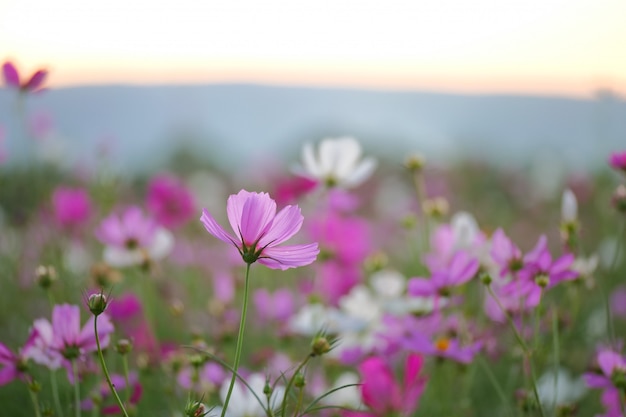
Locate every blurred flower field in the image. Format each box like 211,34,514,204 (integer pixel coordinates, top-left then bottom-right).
1,61,626,417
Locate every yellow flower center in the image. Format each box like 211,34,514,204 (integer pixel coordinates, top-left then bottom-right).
435,337,450,352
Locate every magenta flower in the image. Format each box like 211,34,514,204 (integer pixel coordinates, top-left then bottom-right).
609,151,626,173
0,342,30,386
350,354,426,417
26,304,114,381
490,228,523,277
584,349,626,390
51,186,92,228
408,251,480,297
273,175,318,205
96,206,174,267
2,61,47,93
200,190,319,270
146,174,196,228
502,235,578,307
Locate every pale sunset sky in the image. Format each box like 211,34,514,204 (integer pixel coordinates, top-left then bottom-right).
1,0,625,96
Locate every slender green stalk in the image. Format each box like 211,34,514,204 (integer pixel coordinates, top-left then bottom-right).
280,355,311,417
122,355,131,404
72,360,81,417
95,315,130,417
28,387,42,417
551,310,560,417
477,356,515,417
486,286,545,417
534,290,543,351
50,369,64,417
220,263,252,417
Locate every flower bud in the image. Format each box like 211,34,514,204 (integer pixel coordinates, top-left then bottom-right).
88,293,108,316
115,339,133,355
422,197,449,219
90,262,121,288
534,274,550,288
36,265,57,290
480,273,492,286
405,154,426,172
184,401,207,417
311,336,331,356
263,379,272,396
364,252,388,273
294,372,306,388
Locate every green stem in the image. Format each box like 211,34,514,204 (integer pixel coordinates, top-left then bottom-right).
477,356,515,417
220,263,252,417
95,315,130,417
50,369,64,417
122,355,131,404
72,360,81,417
552,310,560,417
280,355,312,417
28,387,42,417
486,286,545,417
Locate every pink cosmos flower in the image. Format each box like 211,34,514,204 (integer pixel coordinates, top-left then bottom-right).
2,61,47,93
146,174,196,229
502,235,577,308
403,333,482,364
96,206,174,267
609,151,626,173
490,228,523,277
0,342,31,385
273,175,318,205
51,186,92,228
25,304,114,382
200,190,319,270
253,288,295,324
347,354,426,417
408,250,480,297
584,349,626,390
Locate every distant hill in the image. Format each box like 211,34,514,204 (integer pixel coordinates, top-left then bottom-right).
0,84,624,173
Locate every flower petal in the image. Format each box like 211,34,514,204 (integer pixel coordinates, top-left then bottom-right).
2,62,19,87
23,69,47,91
200,208,238,246
52,304,80,349
257,204,303,248
258,243,319,270
239,192,276,245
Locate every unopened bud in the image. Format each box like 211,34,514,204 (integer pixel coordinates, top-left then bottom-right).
401,214,417,230
364,252,388,273
184,401,206,417
115,339,133,355
28,380,42,393
294,372,306,388
480,273,492,286
263,380,272,396
534,274,550,288
311,336,331,356
88,293,108,316
36,265,57,289
405,154,426,172
422,197,449,219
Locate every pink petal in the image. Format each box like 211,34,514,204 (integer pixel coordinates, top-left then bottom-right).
257,243,319,270
79,314,114,352
226,190,252,240
52,304,81,349
0,342,15,364
257,204,303,248
239,192,276,245
0,366,18,386
23,69,47,91
200,208,238,246
2,62,19,87
407,278,436,296
598,350,624,377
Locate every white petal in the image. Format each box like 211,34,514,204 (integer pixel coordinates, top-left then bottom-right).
561,189,578,222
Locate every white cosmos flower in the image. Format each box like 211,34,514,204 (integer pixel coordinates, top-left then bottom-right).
300,137,377,188
216,373,285,417
536,368,586,407
561,189,578,222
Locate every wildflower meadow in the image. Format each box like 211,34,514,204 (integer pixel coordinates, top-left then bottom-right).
1,61,626,417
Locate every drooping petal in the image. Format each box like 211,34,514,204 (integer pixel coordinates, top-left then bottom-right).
301,142,321,177
2,62,20,87
239,192,276,245
200,208,238,246
257,204,303,248
333,137,362,180
23,69,47,91
343,157,377,188
0,366,18,386
258,243,319,270
407,278,436,296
